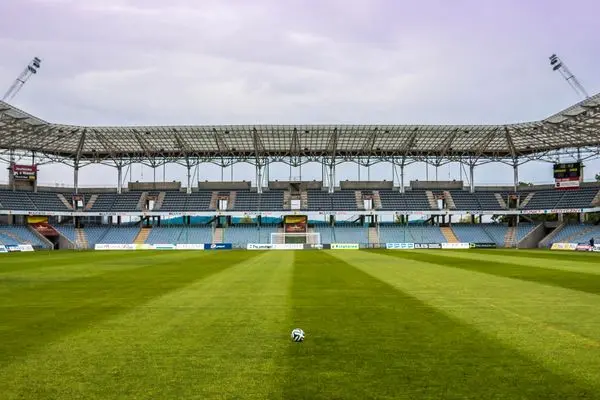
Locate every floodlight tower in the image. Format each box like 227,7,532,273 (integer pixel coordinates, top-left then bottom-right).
2,57,42,102
549,54,589,100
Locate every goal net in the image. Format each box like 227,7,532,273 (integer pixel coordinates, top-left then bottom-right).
270,232,321,245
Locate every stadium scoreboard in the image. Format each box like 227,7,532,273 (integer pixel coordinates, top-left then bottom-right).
553,162,582,179
553,162,582,189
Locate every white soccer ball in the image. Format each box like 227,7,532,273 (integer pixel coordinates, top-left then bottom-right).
291,328,305,342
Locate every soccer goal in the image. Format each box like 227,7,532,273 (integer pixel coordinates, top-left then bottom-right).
270,232,321,245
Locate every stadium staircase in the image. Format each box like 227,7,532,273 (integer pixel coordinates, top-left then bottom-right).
354,191,364,209
85,195,98,210
520,192,535,208
441,226,459,243
136,192,148,210
75,228,88,249
372,191,382,209
283,191,291,209
300,191,308,209
57,193,73,210
494,193,508,209
443,191,456,209
592,189,600,206
134,227,151,244
209,192,219,210
503,227,516,248
213,227,224,244
229,191,237,209
153,192,166,210
368,226,379,246
426,191,438,209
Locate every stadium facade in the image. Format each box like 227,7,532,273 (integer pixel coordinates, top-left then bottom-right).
1,94,600,251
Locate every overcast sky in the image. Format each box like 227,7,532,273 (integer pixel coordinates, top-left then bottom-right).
1,0,599,187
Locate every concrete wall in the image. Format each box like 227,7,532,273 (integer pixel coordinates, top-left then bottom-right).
129,181,181,191
517,223,546,249
198,181,252,190
268,181,323,190
340,181,393,190
410,180,463,190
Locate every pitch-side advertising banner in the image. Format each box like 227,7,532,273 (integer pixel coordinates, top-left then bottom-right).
441,243,470,250
414,243,442,249
175,244,204,250
2,244,35,252
204,243,233,250
594,245,600,252
95,244,136,250
246,243,304,250
330,243,360,250
575,244,593,252
385,243,415,250
469,243,498,249
247,243,273,250
550,243,578,251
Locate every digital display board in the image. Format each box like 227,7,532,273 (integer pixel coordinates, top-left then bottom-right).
553,162,582,180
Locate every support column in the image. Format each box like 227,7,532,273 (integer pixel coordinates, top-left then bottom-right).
256,164,263,194
117,165,123,194
400,163,405,194
328,164,335,193
186,164,192,194
74,164,79,194
469,164,475,193
513,160,519,192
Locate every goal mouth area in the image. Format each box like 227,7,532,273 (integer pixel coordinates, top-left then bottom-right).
270,232,321,245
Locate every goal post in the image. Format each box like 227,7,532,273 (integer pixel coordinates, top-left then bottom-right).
270,232,321,245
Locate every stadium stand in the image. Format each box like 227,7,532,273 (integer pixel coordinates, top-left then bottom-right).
223,225,260,245
0,225,49,248
550,224,600,245
378,224,446,244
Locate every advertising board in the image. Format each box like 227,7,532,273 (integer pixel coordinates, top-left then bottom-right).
330,243,360,250
575,244,593,252
95,244,136,250
414,243,442,249
550,243,577,251
175,244,204,250
204,243,233,250
150,244,177,250
247,243,273,250
469,243,497,249
0,245,7,253
11,164,37,181
594,245,600,252
385,243,415,250
441,243,470,250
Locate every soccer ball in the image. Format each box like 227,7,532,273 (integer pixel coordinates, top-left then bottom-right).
291,328,305,342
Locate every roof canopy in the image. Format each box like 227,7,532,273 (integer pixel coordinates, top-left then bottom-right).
1,93,599,167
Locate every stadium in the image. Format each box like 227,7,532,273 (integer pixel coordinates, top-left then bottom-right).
1,93,600,251
2,88,600,398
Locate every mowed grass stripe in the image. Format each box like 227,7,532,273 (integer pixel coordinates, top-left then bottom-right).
434,249,600,275
334,250,600,390
284,251,595,400
0,250,182,273
0,250,255,367
0,251,293,400
469,248,600,264
379,249,600,295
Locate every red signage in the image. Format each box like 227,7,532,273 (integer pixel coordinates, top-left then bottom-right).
12,164,37,181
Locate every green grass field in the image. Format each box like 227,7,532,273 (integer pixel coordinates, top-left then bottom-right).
1,249,600,399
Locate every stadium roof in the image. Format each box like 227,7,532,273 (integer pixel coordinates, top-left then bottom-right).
1,93,599,166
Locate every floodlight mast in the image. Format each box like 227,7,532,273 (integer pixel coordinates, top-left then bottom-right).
549,54,589,100
2,57,42,103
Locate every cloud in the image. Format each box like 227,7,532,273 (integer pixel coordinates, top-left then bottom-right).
1,0,599,186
